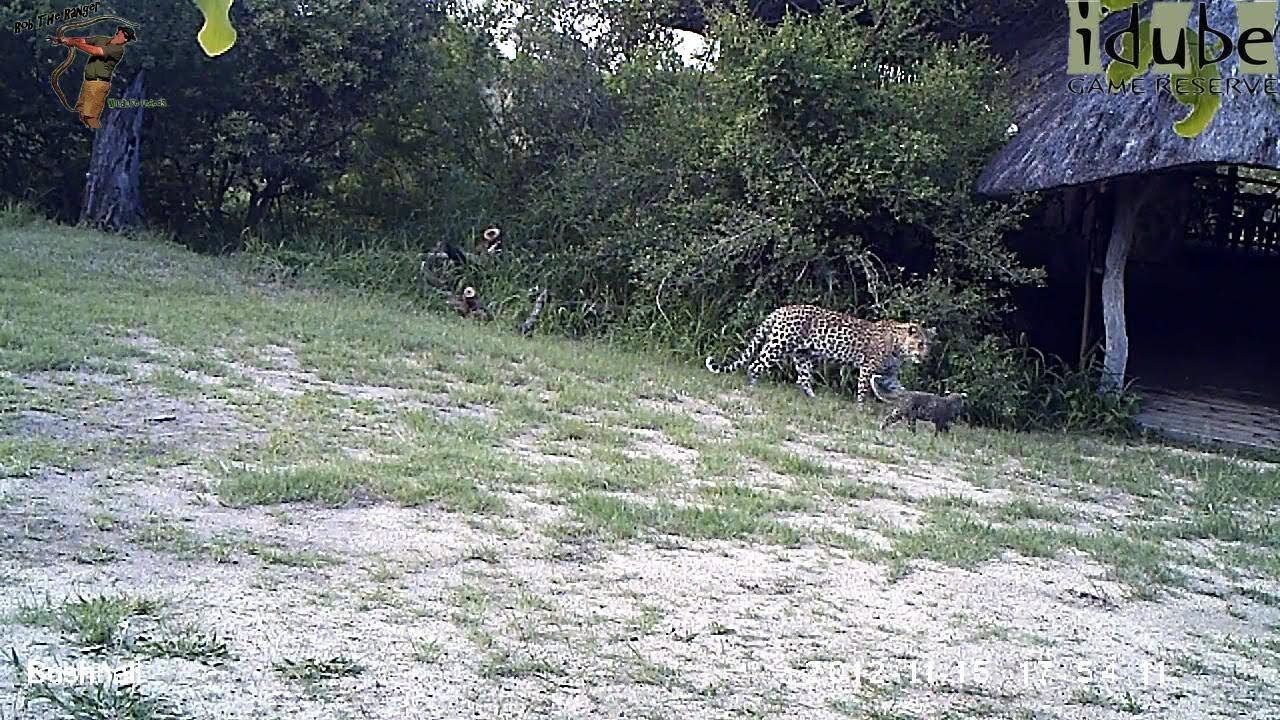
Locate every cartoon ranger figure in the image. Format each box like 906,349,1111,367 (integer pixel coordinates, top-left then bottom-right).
47,24,136,129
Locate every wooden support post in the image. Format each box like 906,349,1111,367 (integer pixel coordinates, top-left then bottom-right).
1100,177,1158,393
1100,198,1133,392
1078,188,1099,368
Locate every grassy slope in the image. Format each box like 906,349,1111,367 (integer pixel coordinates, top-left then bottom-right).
2,217,1279,718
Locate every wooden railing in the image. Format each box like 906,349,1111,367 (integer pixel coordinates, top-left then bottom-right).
1186,169,1280,257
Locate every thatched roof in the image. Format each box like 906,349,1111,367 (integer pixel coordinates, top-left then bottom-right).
977,0,1280,197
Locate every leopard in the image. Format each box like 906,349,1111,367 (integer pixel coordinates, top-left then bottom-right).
871,374,967,433
703,304,936,402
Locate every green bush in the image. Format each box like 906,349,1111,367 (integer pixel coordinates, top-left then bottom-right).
510,7,1038,332
937,335,1139,433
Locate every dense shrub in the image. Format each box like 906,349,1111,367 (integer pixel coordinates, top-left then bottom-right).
931,335,1139,433
509,8,1037,325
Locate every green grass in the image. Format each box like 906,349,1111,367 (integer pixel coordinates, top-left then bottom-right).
132,517,340,567
565,492,804,545
134,624,233,665
480,648,568,679
881,504,1184,598
541,455,683,496
734,436,834,478
132,517,215,558
413,638,443,663
273,656,365,682
997,497,1074,524
544,415,630,447
145,367,206,397
215,446,510,513
15,593,165,651
699,481,812,513
883,508,1010,578
0,437,81,477
820,478,899,502
4,221,1280,651
694,441,743,478
16,669,187,720
239,541,341,568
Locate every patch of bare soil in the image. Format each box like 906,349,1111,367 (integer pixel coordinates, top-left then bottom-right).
11,369,247,456
8,458,1277,720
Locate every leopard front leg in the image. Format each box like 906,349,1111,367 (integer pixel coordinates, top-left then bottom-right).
792,352,817,398
856,366,874,403
880,408,903,430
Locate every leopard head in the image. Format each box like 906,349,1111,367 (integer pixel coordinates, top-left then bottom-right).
897,323,936,362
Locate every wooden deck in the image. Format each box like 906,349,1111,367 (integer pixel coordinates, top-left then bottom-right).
1134,386,1280,453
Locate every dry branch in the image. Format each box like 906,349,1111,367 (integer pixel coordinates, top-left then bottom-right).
520,287,549,335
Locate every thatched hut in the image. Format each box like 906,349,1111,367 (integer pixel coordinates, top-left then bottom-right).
977,0,1280,449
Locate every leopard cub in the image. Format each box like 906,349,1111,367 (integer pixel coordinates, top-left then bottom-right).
871,375,967,434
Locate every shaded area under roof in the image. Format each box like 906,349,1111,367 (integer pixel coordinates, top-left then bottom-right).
976,0,1280,197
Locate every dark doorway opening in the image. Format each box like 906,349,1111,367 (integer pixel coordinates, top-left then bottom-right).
1126,168,1280,403
1007,168,1280,450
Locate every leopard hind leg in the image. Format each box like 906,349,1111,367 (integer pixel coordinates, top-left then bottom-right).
792,351,817,398
746,337,790,388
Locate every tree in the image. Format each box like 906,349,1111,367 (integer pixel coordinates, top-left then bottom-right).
161,0,448,235
81,69,146,231
1,0,450,241
0,0,94,220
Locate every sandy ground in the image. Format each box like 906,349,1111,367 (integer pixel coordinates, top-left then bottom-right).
3,339,1279,720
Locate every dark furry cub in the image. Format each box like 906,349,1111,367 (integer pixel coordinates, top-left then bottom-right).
871,375,967,433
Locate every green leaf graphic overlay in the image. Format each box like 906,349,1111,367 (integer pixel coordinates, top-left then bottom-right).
194,0,237,56
1105,19,1153,87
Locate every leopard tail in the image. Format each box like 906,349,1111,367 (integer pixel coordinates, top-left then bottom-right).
705,316,773,375
869,374,899,403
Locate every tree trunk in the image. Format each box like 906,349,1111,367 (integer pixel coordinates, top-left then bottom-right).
1100,177,1158,393
243,177,281,232
80,70,146,232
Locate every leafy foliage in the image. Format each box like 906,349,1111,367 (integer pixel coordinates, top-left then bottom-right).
510,6,1039,353
932,335,1139,433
